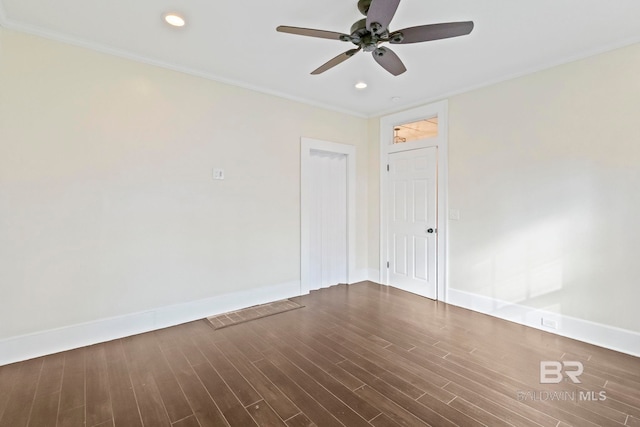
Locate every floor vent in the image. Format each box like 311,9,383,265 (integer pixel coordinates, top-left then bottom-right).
207,299,305,330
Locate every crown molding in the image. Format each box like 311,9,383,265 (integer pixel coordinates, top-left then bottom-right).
2,2,640,119
370,34,640,117
0,13,368,119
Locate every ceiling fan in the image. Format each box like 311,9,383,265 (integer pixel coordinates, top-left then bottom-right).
276,0,474,76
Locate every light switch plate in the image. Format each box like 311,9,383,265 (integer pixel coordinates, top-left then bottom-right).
213,169,224,180
449,209,460,220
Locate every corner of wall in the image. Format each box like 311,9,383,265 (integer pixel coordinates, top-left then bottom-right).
0,2,8,27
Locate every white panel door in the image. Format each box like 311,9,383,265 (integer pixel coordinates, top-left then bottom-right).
308,149,348,290
387,147,437,299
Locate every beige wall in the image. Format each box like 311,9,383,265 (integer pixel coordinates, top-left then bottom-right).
0,28,369,340
447,42,640,333
3,21,639,345
368,43,640,334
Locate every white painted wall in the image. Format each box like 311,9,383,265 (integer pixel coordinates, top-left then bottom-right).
0,27,369,343
447,42,640,334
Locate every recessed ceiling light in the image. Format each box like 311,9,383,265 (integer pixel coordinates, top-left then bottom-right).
164,13,185,27
391,96,401,102
355,82,367,90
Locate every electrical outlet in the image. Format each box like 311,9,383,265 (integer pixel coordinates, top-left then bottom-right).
541,318,558,329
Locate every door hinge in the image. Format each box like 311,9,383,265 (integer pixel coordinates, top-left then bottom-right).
386,164,390,172
386,261,390,268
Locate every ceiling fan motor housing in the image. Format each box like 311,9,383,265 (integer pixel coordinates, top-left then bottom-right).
350,18,386,51
350,18,368,37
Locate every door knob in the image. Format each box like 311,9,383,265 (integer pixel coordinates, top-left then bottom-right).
426,228,435,234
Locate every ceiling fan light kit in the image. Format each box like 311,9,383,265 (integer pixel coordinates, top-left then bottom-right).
277,0,474,76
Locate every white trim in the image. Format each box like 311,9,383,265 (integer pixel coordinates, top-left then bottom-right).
379,101,449,301
447,288,640,358
3,14,640,119
300,138,357,293
2,9,640,118
0,19,366,119
0,280,300,366
369,38,640,117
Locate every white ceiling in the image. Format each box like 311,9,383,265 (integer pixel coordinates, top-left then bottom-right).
1,0,639,117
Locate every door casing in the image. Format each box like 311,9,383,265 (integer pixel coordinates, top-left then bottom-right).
379,101,449,301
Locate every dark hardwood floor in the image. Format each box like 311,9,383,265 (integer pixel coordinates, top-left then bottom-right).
1,282,639,426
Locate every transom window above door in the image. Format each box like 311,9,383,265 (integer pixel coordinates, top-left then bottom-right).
393,117,438,143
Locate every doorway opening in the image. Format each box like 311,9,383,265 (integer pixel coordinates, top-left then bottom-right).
301,138,356,295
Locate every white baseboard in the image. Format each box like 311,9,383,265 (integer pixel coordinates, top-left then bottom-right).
447,288,640,358
0,280,301,366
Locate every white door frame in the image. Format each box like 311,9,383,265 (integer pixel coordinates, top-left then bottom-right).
301,137,356,295
379,101,449,301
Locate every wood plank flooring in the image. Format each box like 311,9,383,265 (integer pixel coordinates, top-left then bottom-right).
1,282,639,427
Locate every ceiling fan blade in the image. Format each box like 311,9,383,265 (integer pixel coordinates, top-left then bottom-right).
366,0,401,34
391,21,474,44
372,47,406,76
277,26,349,41
311,48,361,75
